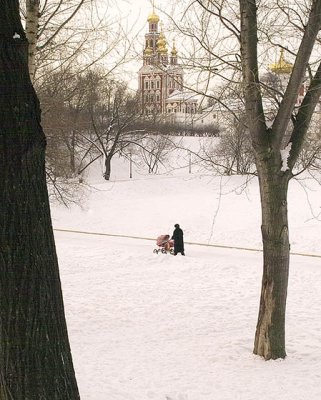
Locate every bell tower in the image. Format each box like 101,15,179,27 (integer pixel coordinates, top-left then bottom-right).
143,3,160,66
138,3,184,116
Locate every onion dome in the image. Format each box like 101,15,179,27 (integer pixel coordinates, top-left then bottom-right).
270,48,293,74
147,11,160,23
171,40,177,56
144,46,153,56
157,31,168,53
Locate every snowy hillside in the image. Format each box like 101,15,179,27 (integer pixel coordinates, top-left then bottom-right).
51,139,321,400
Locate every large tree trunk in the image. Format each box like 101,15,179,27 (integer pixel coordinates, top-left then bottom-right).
253,157,290,359
239,0,293,360
0,1,80,398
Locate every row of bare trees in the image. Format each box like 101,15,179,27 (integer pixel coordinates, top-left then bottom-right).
38,67,181,186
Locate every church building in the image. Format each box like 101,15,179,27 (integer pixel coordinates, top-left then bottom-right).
138,7,197,117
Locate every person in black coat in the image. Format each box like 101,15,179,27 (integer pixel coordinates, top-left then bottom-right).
172,223,185,256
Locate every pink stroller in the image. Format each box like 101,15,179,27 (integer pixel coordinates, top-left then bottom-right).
153,234,174,254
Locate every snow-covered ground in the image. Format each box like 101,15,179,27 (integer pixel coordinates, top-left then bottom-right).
51,141,321,400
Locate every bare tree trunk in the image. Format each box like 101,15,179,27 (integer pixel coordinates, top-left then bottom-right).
253,158,290,359
239,0,292,359
0,1,80,398
70,130,76,173
25,0,40,82
104,156,112,180
173,0,321,360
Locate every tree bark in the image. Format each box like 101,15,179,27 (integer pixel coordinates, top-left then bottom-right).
240,0,321,358
70,130,76,173
0,1,80,398
104,156,112,180
25,0,40,82
239,0,290,359
253,156,290,359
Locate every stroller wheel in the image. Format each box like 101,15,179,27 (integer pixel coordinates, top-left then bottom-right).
161,248,166,254
170,248,174,255
153,249,158,254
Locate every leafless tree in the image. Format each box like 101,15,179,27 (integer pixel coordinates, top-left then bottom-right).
193,116,255,175
24,0,90,82
138,135,175,173
77,72,145,180
39,67,91,175
167,0,321,359
22,0,140,202
23,0,133,83
0,1,80,397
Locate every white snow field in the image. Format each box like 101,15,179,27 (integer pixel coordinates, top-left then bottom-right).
51,140,321,400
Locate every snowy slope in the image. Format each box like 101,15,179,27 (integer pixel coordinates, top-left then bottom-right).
51,143,321,399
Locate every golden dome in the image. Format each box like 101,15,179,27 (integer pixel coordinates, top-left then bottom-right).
171,40,177,56
147,11,160,23
159,46,168,55
148,1,159,23
157,32,167,53
270,48,293,74
144,46,153,56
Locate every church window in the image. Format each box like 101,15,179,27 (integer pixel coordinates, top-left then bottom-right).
145,81,149,89
151,81,154,89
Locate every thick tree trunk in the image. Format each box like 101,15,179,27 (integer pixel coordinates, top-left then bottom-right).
25,0,40,82
0,1,80,398
253,159,290,360
239,0,292,360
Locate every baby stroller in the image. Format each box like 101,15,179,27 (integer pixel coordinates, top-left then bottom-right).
153,234,174,254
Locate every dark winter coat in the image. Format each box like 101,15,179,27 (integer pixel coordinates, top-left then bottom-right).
172,226,184,254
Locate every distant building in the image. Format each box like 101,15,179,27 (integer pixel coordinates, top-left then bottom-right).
138,13,319,139
138,7,186,116
138,7,219,135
